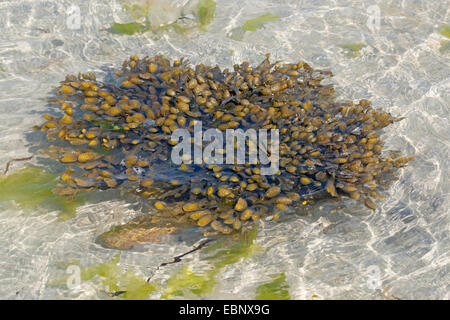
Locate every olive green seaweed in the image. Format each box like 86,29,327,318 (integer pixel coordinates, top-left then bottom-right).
161,266,216,299
206,227,262,268
440,40,450,53
110,22,152,35
242,13,280,31
81,253,157,299
162,227,262,298
338,43,366,58
110,0,214,35
197,0,216,30
255,273,290,300
49,253,157,299
438,25,450,54
439,24,450,38
50,228,262,299
110,21,188,36
0,167,85,220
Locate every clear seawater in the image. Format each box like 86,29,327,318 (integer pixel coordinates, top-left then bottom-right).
0,0,448,299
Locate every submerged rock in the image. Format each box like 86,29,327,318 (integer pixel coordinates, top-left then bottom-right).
36,54,413,249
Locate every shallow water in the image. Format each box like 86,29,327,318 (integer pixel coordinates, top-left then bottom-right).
0,0,448,299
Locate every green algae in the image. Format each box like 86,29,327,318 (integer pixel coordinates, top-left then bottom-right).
255,273,290,300
161,266,216,299
440,40,450,54
169,23,188,35
439,24,450,38
81,253,122,292
50,228,261,299
206,227,262,269
0,167,84,220
50,229,309,300
110,1,183,36
198,0,216,30
438,25,450,54
109,0,214,35
110,22,151,35
115,270,158,299
242,14,280,32
439,24,450,54
111,21,187,36
82,253,157,299
161,227,262,299
50,253,157,299
338,43,366,58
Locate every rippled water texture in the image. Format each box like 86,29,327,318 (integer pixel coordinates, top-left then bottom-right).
0,0,448,299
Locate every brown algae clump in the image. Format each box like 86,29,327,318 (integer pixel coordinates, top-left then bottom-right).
36,54,413,249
